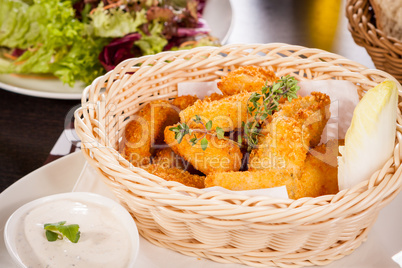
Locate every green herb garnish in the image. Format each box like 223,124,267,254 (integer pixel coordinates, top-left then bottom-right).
169,75,300,151
44,221,80,243
169,119,238,151
243,75,299,150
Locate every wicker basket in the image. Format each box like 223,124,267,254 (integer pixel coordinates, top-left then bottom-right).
346,0,402,83
74,43,402,267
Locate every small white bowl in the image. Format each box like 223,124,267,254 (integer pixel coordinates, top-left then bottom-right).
4,192,139,268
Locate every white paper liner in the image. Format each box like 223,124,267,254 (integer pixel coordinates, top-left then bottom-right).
393,250,402,267
177,81,222,99
177,80,360,199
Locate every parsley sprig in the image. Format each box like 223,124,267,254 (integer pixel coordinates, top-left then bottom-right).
169,75,300,151
44,221,81,243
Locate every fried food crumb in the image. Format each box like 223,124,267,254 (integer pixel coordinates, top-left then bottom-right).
122,100,180,166
164,124,243,175
205,169,297,198
172,95,199,110
206,140,340,199
179,91,253,132
143,164,205,188
217,66,278,96
294,139,341,199
249,92,331,171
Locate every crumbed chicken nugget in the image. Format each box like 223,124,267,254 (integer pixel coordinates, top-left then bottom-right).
172,95,199,110
122,100,180,166
143,164,205,188
249,92,331,171
164,124,243,175
205,169,298,198
203,93,225,102
294,140,341,199
217,66,278,96
179,91,253,132
249,116,309,172
152,147,200,173
206,140,341,199
275,92,331,147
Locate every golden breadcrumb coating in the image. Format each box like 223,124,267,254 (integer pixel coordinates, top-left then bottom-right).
203,93,225,102
179,91,253,132
153,147,188,170
164,124,243,175
205,169,298,198
249,92,331,171
294,139,341,199
206,140,341,199
249,116,308,172
121,100,180,166
276,92,331,147
172,95,199,110
217,66,278,96
143,164,205,188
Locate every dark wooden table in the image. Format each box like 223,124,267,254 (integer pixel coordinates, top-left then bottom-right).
0,0,375,193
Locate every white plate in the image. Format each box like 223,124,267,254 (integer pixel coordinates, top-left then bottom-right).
0,0,233,100
1,151,401,268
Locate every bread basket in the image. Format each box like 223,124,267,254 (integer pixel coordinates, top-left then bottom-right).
346,0,402,83
74,43,402,267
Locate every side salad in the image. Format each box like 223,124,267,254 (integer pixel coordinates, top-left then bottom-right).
0,0,218,86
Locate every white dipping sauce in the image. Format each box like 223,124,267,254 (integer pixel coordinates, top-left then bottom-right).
14,199,132,268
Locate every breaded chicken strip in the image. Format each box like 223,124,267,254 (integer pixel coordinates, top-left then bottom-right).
275,92,331,147
249,116,308,172
172,95,199,110
203,93,225,102
205,169,298,199
249,92,331,171
143,164,205,188
180,91,253,132
164,124,243,175
206,140,341,199
153,147,188,170
217,66,278,96
294,140,341,199
121,100,180,166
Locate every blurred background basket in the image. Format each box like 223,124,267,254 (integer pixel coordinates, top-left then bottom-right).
346,0,402,83
74,43,402,267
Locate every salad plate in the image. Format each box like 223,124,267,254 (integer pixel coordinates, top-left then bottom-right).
0,0,233,100
1,151,401,267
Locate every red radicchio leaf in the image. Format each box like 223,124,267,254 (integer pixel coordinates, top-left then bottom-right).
176,18,210,37
11,48,26,58
196,0,206,14
163,36,188,51
98,33,142,71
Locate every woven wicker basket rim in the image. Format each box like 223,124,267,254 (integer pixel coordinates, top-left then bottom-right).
346,0,402,52
74,43,402,222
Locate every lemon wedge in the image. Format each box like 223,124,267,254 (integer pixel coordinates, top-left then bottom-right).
338,80,398,190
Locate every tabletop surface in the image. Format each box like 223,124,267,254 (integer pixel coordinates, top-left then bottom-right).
0,0,375,193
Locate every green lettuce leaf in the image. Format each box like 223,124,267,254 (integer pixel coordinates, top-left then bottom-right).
134,20,167,55
50,36,109,85
0,0,108,86
0,0,28,45
90,5,147,38
135,35,167,55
